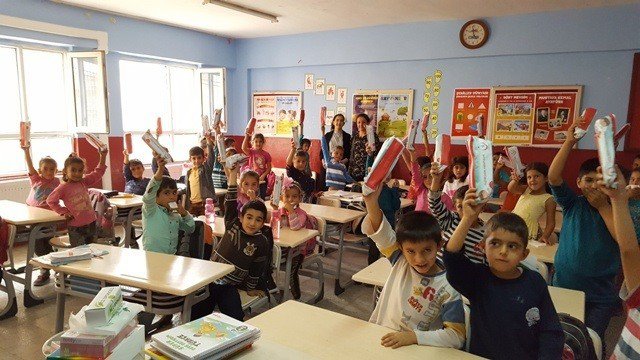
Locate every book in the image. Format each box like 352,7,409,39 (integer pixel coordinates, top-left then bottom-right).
105,325,144,360
151,312,260,360
216,134,227,162
434,134,451,173
225,154,247,169
60,319,136,358
292,126,300,148
406,119,419,151
85,286,123,327
20,121,31,148
504,146,525,177
213,108,223,129
421,111,429,132
151,336,257,360
69,302,144,336
467,136,494,202
142,130,173,163
574,107,596,139
595,116,617,188
245,118,256,134
271,174,283,206
123,133,133,154
362,137,404,196
201,115,210,136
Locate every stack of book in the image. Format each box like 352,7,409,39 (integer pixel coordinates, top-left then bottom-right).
46,286,145,359
33,245,109,266
147,312,261,360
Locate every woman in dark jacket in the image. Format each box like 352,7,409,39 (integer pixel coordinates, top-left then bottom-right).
349,113,379,182
318,113,351,190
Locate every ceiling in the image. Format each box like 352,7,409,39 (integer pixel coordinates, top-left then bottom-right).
52,0,639,38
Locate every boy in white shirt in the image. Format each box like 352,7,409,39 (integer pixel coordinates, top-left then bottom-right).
362,184,465,349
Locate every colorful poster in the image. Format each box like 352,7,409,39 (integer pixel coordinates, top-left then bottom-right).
325,84,336,101
489,86,582,147
337,88,347,104
315,78,325,95
352,90,414,138
451,88,491,138
252,92,303,137
304,74,314,90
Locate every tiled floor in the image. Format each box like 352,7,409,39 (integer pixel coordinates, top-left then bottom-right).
0,228,626,359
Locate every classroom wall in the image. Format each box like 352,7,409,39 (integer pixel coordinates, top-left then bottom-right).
230,4,640,187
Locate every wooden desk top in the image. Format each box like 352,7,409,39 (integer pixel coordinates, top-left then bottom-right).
548,286,585,322
296,203,364,224
528,243,558,264
352,258,391,287
31,244,234,296
203,217,318,248
0,200,64,225
241,301,481,359
108,194,143,208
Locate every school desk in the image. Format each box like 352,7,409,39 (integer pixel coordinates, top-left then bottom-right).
30,243,234,332
201,218,322,303
238,300,482,359
321,190,415,210
108,193,144,248
271,202,365,296
0,200,65,309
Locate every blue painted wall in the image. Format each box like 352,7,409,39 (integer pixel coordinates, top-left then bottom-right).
233,4,640,149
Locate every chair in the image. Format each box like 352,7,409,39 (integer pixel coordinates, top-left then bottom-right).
0,220,17,320
297,215,325,303
587,327,602,360
2,224,16,272
238,244,281,314
534,260,549,284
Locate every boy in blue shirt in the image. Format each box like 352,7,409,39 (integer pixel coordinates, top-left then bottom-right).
548,116,621,342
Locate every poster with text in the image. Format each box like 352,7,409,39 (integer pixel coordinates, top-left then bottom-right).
352,89,414,138
450,88,491,138
489,86,582,147
252,92,303,137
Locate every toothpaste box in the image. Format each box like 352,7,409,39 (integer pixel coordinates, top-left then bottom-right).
85,286,123,327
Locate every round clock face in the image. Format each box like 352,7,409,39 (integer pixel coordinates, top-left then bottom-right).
460,20,489,49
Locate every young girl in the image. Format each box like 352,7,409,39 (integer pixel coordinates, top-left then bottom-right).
237,170,261,213
47,148,108,247
242,132,272,198
270,178,317,299
286,140,315,202
442,156,469,205
509,162,557,244
21,144,59,286
142,156,195,254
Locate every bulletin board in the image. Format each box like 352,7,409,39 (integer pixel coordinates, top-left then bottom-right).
252,91,303,137
489,85,583,147
450,88,491,139
352,89,414,139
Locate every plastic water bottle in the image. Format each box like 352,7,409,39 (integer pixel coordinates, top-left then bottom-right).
204,198,215,226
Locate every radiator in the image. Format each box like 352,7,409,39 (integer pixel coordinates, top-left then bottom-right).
0,177,32,203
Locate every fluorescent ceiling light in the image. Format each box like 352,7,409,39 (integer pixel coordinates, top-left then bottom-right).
203,0,279,23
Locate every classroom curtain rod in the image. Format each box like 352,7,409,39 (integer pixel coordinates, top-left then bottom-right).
202,0,279,23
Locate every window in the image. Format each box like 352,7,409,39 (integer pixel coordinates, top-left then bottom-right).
120,59,205,163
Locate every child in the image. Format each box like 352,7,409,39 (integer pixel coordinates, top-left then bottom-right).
237,170,261,213
366,180,401,265
142,156,195,254
361,184,465,350
185,135,217,216
47,148,108,247
270,179,316,299
597,166,640,358
402,129,432,202
548,116,621,342
492,152,511,198
212,131,235,189
21,144,59,286
192,163,273,321
633,154,640,170
443,190,563,359
286,140,315,202
628,168,640,240
442,156,469,205
321,135,354,190
122,150,149,195
242,132,272,198
429,163,485,264
299,138,312,175
509,162,557,244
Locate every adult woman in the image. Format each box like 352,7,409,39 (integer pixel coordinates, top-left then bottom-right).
349,113,379,181
318,113,351,190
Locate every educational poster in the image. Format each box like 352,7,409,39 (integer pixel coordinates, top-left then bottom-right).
489,86,582,147
337,88,347,104
304,74,314,90
252,92,303,137
325,109,335,127
336,106,347,116
325,84,336,101
315,78,325,95
352,89,414,139
451,88,491,138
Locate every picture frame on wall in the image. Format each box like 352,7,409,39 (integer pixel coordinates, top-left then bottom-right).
315,78,325,95
336,106,347,116
337,87,347,104
304,73,314,90
325,84,336,101
325,109,335,127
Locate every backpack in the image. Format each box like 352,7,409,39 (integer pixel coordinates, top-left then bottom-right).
558,313,597,360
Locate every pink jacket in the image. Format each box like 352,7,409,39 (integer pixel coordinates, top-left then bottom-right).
272,206,317,255
47,165,107,227
411,162,453,213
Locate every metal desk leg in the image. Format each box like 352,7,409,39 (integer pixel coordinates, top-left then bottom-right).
181,293,194,324
281,246,299,302
23,223,52,307
0,268,17,320
334,223,351,296
55,272,66,333
123,208,136,248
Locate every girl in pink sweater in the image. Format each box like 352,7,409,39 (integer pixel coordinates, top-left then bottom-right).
47,148,108,247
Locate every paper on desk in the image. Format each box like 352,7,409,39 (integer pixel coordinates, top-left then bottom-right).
528,240,547,248
32,244,109,266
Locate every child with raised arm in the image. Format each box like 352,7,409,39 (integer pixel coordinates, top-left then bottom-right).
141,156,195,254
242,131,272,198
185,134,217,216
597,166,640,358
361,184,465,350
122,150,150,195
548,116,621,342
211,121,235,189
47,148,108,247
508,162,558,244
191,162,273,321
286,140,315,202
443,189,564,359
320,122,354,190
21,144,59,286
442,156,469,204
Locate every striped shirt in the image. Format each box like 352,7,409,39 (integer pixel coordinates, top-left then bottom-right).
429,190,486,265
321,135,354,190
611,285,640,360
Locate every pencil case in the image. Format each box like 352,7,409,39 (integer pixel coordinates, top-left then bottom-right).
434,134,451,173
213,108,222,129
292,126,300,148
226,154,248,169
574,108,596,139
366,125,376,147
142,130,173,163
467,136,494,202
594,116,617,188
504,146,525,177
362,137,404,195
20,121,31,148
271,174,284,205
421,111,430,132
84,133,108,152
201,115,210,136
406,119,420,150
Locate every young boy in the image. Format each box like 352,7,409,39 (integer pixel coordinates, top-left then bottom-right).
597,166,640,358
185,135,217,216
321,135,354,190
286,140,315,202
142,156,195,254
633,154,640,171
212,125,235,189
122,150,150,195
548,117,621,341
443,189,564,359
361,184,465,349
191,163,273,321
300,138,312,175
